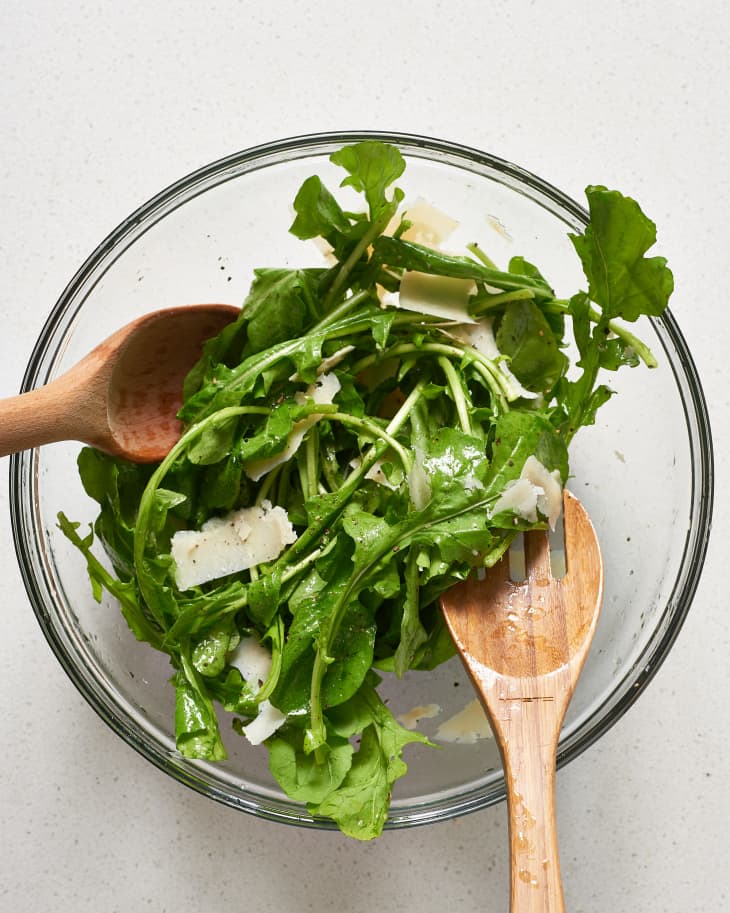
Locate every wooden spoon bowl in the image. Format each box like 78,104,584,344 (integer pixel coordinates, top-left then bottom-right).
0,304,239,462
440,489,604,913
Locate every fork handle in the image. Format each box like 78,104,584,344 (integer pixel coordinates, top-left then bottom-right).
483,679,570,913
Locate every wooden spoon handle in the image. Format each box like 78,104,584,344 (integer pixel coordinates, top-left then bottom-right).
0,373,102,456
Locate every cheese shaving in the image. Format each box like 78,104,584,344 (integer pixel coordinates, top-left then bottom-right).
171,501,297,590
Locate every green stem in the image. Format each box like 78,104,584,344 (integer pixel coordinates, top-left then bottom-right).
548,299,658,368
279,381,427,569
466,241,498,269
312,288,370,332
279,536,338,586
470,287,536,315
255,464,282,505
255,616,285,703
438,355,472,435
305,427,319,498
328,412,413,473
323,216,390,310
354,340,513,404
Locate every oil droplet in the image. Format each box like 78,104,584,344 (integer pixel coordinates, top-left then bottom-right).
518,869,539,887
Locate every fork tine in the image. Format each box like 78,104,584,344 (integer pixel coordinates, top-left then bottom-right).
524,527,552,581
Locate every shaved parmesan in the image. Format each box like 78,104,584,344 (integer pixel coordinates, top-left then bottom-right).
491,455,563,530
396,703,442,731
399,199,459,247
171,501,297,590
241,699,287,746
228,637,288,745
229,636,273,688
435,698,493,743
244,373,341,481
520,455,563,529
451,319,539,401
388,271,476,324
348,455,403,491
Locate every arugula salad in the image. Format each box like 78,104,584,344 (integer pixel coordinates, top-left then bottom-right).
60,140,673,839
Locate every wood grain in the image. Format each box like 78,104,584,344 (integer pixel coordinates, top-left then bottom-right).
0,304,237,462
440,489,603,913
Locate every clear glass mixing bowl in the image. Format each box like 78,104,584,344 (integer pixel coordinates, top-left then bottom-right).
10,132,714,830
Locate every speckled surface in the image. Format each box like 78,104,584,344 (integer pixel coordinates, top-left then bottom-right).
1,3,727,911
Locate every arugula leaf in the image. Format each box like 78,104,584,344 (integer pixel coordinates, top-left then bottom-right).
329,140,405,223
174,656,228,761
373,235,554,296
241,268,323,353
570,185,674,321
289,175,352,249
309,677,431,840
192,619,238,678
268,726,354,804
496,299,568,393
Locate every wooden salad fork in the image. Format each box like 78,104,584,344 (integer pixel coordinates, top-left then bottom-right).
440,489,604,913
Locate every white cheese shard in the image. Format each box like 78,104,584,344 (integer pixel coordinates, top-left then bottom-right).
435,698,493,743
491,455,563,530
243,372,341,481
348,455,403,491
228,637,288,745
451,319,539,401
393,271,478,323
241,699,287,746
399,199,459,247
171,501,297,590
228,636,272,688
396,703,442,731
289,345,355,382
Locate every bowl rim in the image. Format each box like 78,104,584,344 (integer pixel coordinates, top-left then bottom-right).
9,129,715,830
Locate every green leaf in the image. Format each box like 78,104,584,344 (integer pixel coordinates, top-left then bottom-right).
330,140,405,223
393,549,427,677
174,665,228,761
485,411,561,496
186,415,238,465
268,726,354,804
241,268,322,353
570,185,674,321
289,175,352,242
496,299,568,393
308,679,431,840
192,619,237,678
57,512,164,648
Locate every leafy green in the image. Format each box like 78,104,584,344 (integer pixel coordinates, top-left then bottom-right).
330,140,405,223
60,140,672,840
306,675,431,839
496,299,568,393
570,185,674,321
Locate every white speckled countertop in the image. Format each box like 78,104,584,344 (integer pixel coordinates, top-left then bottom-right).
1,3,727,911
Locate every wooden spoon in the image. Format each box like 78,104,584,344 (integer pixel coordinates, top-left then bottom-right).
440,489,603,913
0,304,239,462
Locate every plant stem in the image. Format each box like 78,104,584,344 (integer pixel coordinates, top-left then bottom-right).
438,355,472,435
548,299,658,368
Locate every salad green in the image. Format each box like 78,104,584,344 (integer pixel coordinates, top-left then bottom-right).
60,141,672,839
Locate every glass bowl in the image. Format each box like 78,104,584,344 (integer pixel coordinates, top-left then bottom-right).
10,132,714,830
